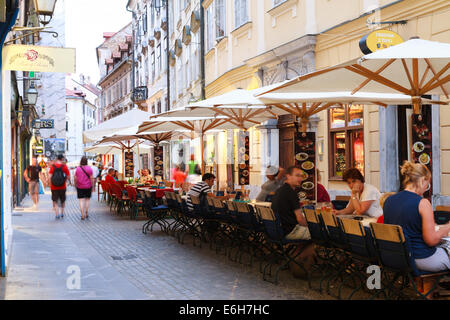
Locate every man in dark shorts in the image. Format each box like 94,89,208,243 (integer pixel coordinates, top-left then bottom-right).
24,157,43,210
49,154,71,219
271,166,315,278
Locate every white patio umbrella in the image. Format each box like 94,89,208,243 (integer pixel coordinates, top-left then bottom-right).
256,38,450,113
137,116,265,173
83,109,151,143
258,91,439,131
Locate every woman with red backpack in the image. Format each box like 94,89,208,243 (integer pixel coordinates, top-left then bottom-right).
74,156,95,220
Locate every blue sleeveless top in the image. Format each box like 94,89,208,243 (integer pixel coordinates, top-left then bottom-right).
383,190,436,260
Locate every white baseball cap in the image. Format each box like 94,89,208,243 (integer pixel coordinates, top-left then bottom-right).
265,166,279,176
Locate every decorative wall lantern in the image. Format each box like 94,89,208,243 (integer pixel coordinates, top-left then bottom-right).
33,0,57,26
174,39,182,57
182,25,191,45
190,10,200,33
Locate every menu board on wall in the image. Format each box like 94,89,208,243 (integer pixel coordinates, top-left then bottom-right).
294,132,316,202
238,131,250,186
412,113,432,200
124,152,134,178
154,146,164,177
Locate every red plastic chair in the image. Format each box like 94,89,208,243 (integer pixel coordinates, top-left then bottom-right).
126,186,144,220
110,183,129,215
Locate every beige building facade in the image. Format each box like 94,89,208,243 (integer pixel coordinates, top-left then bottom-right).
202,0,450,203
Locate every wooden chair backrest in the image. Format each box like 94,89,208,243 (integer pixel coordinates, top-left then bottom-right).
370,223,405,243
206,196,214,206
436,205,450,212
234,201,250,213
190,195,201,205
144,190,152,198
336,195,351,201
304,208,319,223
175,193,182,203
340,218,365,237
226,200,236,212
212,198,225,208
321,210,339,228
255,205,275,221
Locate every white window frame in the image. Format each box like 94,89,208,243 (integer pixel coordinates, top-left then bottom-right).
234,0,249,29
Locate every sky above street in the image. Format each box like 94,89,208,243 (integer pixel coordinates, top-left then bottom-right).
65,0,132,85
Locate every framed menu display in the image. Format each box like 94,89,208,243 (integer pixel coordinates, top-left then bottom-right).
237,131,250,186
154,146,164,177
294,132,316,202
124,152,134,178
412,113,432,200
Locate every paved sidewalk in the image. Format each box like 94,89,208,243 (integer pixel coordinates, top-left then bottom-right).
1,188,328,300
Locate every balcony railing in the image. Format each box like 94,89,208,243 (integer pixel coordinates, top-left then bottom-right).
132,86,148,103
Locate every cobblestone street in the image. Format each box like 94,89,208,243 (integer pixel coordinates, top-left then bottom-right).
1,189,328,300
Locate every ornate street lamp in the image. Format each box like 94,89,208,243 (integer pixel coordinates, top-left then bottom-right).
33,0,57,26
151,0,167,15
26,82,39,106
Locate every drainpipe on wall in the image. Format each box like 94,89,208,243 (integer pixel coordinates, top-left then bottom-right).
200,0,205,99
126,3,136,110
166,1,170,110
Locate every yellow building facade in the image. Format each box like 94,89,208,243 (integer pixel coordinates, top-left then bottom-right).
203,0,450,203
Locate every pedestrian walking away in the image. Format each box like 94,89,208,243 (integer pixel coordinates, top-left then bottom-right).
49,154,71,219
24,157,43,211
75,156,95,220
91,162,100,191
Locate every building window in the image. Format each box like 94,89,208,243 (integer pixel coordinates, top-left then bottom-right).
206,5,214,51
151,52,155,81
234,0,248,28
215,0,226,38
65,121,68,131
273,0,287,6
157,100,161,114
156,44,161,75
328,104,364,179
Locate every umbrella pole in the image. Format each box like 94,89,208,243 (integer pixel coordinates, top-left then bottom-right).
201,131,205,175
137,140,141,175
122,148,125,181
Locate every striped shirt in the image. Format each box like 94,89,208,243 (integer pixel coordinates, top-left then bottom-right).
186,181,211,211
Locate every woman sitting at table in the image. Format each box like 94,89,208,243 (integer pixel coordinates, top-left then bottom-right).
140,169,153,184
384,161,450,272
334,167,382,218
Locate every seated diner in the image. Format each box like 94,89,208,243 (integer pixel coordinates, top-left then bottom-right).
334,167,382,218
383,161,450,272
256,166,285,202
186,173,233,211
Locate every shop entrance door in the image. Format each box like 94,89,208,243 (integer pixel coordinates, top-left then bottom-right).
278,115,296,169
397,101,432,191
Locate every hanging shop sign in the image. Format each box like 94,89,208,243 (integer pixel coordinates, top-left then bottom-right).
3,44,76,73
33,119,54,129
238,131,250,186
124,152,134,178
359,29,403,54
154,145,164,177
294,132,316,203
411,113,432,201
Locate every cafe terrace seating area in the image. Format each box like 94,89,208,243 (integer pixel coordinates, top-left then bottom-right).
97,180,450,300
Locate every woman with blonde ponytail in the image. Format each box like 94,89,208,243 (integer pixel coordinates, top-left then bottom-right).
383,161,450,272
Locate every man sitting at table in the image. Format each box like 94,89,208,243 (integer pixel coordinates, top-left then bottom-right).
271,166,311,241
186,173,232,212
271,166,315,277
103,168,116,185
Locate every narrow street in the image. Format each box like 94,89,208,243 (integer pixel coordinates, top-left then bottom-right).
1,189,326,300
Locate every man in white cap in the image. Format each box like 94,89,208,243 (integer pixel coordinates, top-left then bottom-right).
256,165,285,202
